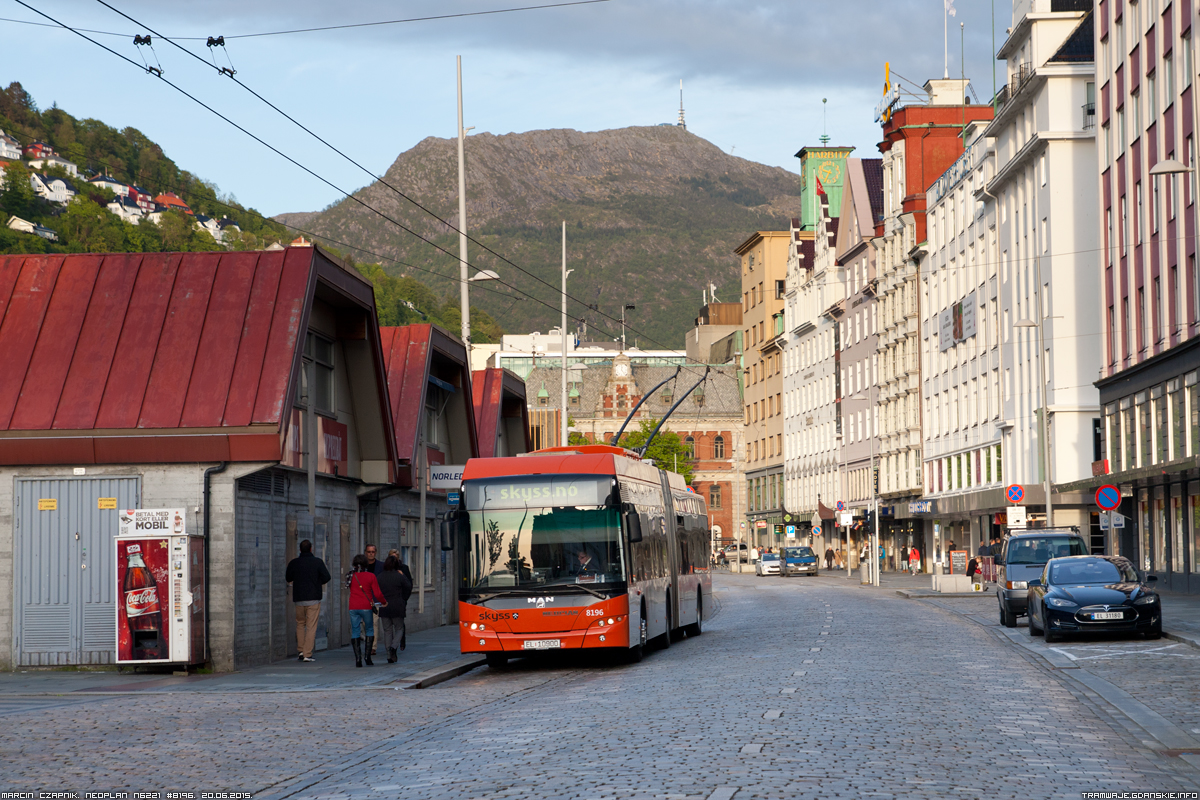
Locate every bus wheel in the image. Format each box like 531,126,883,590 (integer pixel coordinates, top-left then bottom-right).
684,596,703,637
485,653,508,669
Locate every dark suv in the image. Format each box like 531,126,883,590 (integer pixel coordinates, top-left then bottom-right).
996,529,1088,627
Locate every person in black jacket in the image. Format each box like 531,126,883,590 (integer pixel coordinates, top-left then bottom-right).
285,539,331,662
376,556,413,663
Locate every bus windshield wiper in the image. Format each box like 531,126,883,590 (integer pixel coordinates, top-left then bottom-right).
470,585,609,603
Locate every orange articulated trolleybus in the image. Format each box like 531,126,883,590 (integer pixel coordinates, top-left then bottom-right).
443,444,711,666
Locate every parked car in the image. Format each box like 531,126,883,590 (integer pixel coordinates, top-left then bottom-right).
755,552,781,576
1027,555,1161,642
996,529,1089,627
781,546,819,577
724,543,749,563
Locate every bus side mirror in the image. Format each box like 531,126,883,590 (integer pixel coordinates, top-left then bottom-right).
623,503,643,543
441,511,467,551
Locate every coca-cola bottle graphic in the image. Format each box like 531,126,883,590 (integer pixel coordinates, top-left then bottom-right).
123,544,162,659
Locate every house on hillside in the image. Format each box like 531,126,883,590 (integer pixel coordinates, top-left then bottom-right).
153,192,192,215
218,217,241,239
0,129,20,161
89,174,129,197
29,173,75,204
6,214,58,241
0,245,481,672
128,186,154,211
106,195,143,224
195,214,223,240
27,154,78,178
21,140,52,160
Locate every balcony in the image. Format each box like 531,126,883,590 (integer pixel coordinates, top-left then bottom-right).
1082,102,1095,131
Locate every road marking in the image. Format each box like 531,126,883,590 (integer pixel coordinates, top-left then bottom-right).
810,647,821,651
792,670,807,676
740,743,763,754
763,709,782,719
1050,643,1196,661
781,688,796,694
803,659,814,664
707,789,739,800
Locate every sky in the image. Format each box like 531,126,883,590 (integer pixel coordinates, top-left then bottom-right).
1,0,1015,217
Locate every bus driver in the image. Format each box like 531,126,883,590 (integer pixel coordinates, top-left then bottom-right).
572,547,603,575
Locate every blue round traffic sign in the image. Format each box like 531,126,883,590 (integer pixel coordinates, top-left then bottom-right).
1006,484,1024,504
1096,484,1121,511
836,501,845,511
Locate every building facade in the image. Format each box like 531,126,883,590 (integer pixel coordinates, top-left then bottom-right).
1090,0,1200,592
874,78,995,565
739,231,791,546
834,158,886,558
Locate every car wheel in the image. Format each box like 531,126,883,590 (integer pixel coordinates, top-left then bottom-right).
660,595,673,649
999,602,1015,628
1028,607,1043,637
1044,625,1060,643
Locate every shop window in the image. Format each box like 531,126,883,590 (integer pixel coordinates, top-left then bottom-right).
1188,372,1199,458
1122,397,1137,470
1154,386,1168,464
1138,392,1152,468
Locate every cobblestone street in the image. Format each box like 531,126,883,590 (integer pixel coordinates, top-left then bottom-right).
2,572,1199,799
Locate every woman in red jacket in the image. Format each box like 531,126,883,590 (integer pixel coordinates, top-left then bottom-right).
347,554,386,667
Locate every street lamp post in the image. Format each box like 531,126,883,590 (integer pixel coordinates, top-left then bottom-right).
560,221,574,447
1016,311,1052,528
620,304,636,351
456,56,475,356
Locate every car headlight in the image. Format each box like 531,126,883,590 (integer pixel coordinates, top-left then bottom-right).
1133,594,1159,606
1006,581,1027,590
1045,598,1078,609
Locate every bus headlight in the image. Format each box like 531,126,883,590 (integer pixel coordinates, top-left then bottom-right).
470,623,479,630
607,618,615,625
478,638,485,646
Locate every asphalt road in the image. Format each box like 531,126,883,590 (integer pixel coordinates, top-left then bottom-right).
2,572,1199,799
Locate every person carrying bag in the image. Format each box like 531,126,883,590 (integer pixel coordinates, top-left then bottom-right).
347,554,386,667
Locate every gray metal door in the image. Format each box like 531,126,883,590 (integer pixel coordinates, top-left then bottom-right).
15,476,140,665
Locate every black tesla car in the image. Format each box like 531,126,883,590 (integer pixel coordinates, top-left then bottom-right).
1027,555,1161,642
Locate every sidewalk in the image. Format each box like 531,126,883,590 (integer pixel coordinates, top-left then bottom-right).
0,624,481,695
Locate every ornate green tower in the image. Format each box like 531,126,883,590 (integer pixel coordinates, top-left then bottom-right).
794,146,855,231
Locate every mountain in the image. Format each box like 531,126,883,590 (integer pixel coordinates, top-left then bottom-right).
276,126,805,348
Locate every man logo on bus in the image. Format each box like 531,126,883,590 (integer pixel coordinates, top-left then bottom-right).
527,596,555,608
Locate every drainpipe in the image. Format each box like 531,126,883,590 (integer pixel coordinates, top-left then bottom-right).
203,461,228,666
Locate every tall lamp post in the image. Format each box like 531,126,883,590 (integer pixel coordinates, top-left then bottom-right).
1015,315,1052,527
620,304,636,350
560,221,574,447
456,56,475,356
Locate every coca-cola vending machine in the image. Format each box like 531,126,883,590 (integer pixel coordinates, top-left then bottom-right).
115,508,206,665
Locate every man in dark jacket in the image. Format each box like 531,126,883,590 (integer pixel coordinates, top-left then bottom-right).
824,546,835,571
285,539,331,662
376,557,413,662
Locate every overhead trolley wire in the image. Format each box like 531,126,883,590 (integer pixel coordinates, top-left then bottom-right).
90,0,699,373
0,1,611,40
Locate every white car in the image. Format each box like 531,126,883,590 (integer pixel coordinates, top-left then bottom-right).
755,553,781,576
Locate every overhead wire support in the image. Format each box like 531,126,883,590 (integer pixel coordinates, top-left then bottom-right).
206,34,235,76
131,32,161,75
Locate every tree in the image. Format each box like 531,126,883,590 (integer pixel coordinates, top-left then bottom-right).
617,417,694,484
0,160,38,220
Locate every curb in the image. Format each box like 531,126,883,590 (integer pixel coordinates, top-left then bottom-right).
1164,629,1200,651
895,589,990,598
384,656,486,690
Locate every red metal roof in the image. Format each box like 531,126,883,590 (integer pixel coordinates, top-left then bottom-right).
0,248,318,464
471,367,531,458
381,324,478,487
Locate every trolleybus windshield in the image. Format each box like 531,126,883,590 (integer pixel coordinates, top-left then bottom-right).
462,476,627,592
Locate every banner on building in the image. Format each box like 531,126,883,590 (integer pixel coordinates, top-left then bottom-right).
938,291,978,351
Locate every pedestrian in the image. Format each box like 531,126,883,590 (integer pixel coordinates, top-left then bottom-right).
977,539,991,558
824,546,835,570
750,546,760,563
376,556,412,663
362,545,387,656
967,553,981,584
388,549,413,649
285,539,331,663
347,554,386,668
909,545,920,575
899,545,909,572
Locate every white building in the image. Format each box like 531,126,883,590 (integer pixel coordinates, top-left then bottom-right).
27,154,78,177
783,200,840,536
919,123,1005,552
29,173,75,204
0,129,20,161
986,0,1100,533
